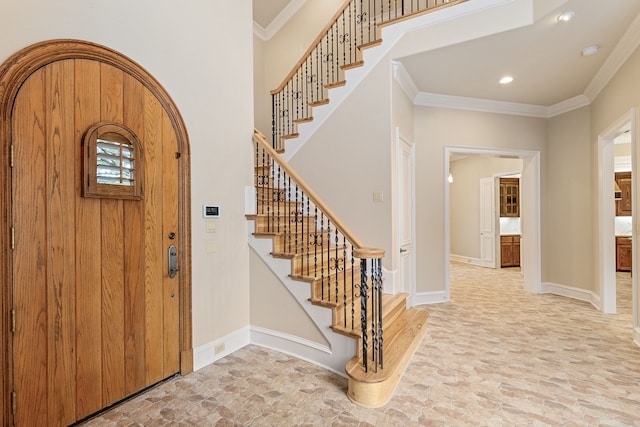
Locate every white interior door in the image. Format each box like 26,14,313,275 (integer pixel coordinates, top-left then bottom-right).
397,132,416,303
479,177,497,268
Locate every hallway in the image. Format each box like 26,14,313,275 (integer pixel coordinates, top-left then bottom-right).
81,263,640,426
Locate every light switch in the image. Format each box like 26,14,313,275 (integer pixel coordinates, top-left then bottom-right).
206,240,216,253
373,191,384,202
206,219,216,233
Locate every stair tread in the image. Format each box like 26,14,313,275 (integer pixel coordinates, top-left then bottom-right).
345,308,428,383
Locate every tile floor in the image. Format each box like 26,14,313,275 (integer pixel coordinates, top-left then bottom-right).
81,263,640,426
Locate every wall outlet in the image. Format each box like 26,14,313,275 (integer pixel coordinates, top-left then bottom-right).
214,342,225,354
373,191,384,202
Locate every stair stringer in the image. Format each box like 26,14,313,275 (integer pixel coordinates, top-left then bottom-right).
247,219,357,376
280,0,536,162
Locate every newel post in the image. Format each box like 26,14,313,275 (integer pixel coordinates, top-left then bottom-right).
354,247,385,373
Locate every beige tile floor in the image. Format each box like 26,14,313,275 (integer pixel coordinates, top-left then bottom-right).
81,263,640,426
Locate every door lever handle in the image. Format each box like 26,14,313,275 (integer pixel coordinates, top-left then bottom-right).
400,248,408,253
168,245,179,278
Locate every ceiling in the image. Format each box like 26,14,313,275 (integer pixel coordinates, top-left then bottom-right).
254,0,640,108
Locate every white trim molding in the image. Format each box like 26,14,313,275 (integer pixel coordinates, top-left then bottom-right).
413,291,449,306
193,326,251,371
541,282,600,310
250,326,346,378
450,254,482,266
253,0,308,41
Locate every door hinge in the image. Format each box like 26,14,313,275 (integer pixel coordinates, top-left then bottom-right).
11,226,15,250
175,152,181,159
11,390,16,415
11,309,16,333
10,144,14,168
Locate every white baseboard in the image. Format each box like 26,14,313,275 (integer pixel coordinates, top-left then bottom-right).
541,282,600,310
193,326,250,371
250,326,347,377
413,290,449,306
450,254,482,266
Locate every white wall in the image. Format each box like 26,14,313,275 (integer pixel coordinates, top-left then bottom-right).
0,0,255,350
414,107,547,293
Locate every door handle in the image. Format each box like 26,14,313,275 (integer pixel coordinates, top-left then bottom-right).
168,245,179,278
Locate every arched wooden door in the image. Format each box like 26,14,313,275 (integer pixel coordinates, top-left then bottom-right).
0,40,192,426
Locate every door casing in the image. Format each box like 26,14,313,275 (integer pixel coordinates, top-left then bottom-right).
0,39,193,426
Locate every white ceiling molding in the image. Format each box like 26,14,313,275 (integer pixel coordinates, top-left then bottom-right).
392,61,419,101
546,95,591,118
414,92,549,118
253,0,307,41
253,21,269,41
584,13,640,103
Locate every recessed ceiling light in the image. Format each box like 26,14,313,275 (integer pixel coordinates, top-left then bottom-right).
582,45,599,56
557,11,575,22
499,76,514,84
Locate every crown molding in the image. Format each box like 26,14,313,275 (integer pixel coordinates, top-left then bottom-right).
414,92,550,118
392,61,419,101
253,0,308,41
546,95,591,117
584,13,640,102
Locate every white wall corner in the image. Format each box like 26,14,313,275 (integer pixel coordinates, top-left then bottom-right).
413,291,449,306
245,185,256,215
392,61,419,101
541,282,600,310
193,326,251,371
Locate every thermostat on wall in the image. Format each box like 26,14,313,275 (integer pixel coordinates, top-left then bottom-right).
202,205,220,218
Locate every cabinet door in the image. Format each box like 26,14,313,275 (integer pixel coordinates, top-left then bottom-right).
513,236,521,266
500,236,513,267
616,237,632,271
499,178,519,217
616,172,632,216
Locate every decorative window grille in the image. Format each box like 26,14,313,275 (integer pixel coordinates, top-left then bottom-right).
83,122,144,200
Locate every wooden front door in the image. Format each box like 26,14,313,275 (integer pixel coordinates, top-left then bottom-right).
9,55,183,426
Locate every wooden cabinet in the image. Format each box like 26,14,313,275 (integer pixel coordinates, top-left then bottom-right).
616,236,632,272
615,172,632,216
499,178,519,217
501,235,521,267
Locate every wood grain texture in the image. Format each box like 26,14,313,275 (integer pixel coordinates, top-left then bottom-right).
123,74,147,394
1,40,193,425
144,90,164,385
100,63,126,406
46,58,77,426
74,59,104,419
11,65,48,427
162,111,180,376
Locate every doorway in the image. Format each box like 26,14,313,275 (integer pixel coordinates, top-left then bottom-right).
597,110,637,333
0,40,193,426
444,146,541,296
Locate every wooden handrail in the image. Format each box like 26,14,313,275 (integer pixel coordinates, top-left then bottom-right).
254,129,383,254
271,0,353,95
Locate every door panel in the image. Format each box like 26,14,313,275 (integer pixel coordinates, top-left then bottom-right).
479,177,497,268
11,58,180,426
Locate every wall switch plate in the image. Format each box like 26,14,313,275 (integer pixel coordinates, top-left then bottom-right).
373,191,384,202
206,219,216,233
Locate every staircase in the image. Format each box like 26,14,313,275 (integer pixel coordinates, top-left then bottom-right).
249,0,468,408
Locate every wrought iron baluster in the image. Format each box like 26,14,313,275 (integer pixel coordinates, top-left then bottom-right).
326,220,331,302
359,258,369,373
375,257,384,371
343,235,347,328
286,176,292,253
321,213,326,300
334,228,339,304
305,193,310,276
350,247,355,330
